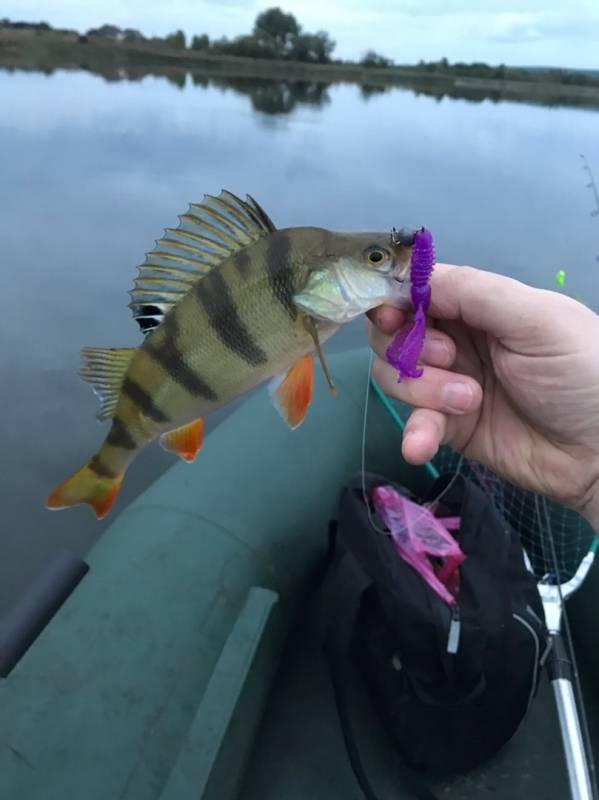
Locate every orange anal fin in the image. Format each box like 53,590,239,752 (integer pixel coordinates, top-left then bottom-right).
269,354,315,430
46,463,124,520
160,418,205,462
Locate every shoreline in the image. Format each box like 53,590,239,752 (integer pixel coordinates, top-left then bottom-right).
2,29,599,109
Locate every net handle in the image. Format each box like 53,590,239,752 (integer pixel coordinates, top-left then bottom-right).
539,547,598,618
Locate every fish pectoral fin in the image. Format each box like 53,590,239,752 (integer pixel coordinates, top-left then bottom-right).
269,354,315,430
160,418,205,462
304,316,337,395
80,347,136,421
46,462,124,520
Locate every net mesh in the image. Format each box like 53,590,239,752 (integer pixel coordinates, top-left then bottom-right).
432,446,596,583
366,372,597,584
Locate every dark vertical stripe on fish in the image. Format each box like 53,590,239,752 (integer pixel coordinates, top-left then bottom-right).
194,270,268,366
122,376,170,423
144,316,218,401
233,249,251,277
90,455,118,478
266,231,296,319
106,417,137,450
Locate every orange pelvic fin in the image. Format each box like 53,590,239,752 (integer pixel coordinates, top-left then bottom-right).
160,418,205,462
46,461,124,520
269,354,315,430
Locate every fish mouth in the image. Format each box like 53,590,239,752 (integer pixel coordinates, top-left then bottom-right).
390,226,418,285
391,226,419,248
392,263,411,286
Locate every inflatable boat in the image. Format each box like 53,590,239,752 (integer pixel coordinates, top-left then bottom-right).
0,349,597,800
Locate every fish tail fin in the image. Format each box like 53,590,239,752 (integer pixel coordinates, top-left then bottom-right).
46,460,124,520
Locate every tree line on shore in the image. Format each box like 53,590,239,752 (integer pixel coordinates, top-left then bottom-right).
1,11,597,86
0,10,342,65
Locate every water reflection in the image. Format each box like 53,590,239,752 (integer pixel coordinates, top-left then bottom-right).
359,84,388,100
358,76,599,110
202,76,330,114
79,63,332,114
5,62,599,112
408,81,599,110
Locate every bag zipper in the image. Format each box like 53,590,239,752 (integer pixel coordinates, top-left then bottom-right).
447,605,461,654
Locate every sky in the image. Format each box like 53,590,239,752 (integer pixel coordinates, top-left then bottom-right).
3,0,599,69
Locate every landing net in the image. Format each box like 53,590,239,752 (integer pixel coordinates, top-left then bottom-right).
432,447,597,583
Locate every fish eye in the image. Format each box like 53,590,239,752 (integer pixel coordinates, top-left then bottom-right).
367,249,387,265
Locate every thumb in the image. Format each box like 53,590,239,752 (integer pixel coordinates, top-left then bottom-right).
429,264,554,344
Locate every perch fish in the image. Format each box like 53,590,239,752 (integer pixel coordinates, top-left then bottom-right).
47,190,417,518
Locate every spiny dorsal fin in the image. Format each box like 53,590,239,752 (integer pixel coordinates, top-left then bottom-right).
129,190,276,334
80,346,136,421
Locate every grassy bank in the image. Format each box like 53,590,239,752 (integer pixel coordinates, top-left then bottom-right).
3,27,599,110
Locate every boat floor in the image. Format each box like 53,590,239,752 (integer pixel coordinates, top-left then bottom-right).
242,587,598,799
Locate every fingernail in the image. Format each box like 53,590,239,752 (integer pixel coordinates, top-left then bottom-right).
425,338,450,363
403,427,424,449
442,382,473,412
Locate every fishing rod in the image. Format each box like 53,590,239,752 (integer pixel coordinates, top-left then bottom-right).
580,154,599,221
580,154,599,269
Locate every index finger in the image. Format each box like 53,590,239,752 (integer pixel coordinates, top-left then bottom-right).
366,305,407,334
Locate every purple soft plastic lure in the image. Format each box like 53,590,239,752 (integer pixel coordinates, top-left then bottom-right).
386,227,435,380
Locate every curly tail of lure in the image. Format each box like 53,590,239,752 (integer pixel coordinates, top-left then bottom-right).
386,227,435,381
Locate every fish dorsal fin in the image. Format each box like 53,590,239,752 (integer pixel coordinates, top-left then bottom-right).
129,190,276,334
80,346,136,421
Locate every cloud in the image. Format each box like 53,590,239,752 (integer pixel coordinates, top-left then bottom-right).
485,11,599,43
401,0,548,15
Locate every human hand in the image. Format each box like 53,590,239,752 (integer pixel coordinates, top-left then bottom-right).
367,264,599,530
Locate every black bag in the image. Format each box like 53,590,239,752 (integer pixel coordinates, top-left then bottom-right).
323,472,548,800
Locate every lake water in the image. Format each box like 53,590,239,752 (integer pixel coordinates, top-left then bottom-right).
1,67,599,614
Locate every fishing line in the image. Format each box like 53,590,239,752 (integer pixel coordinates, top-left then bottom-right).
360,350,465,535
361,350,388,535
537,493,599,799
